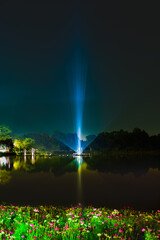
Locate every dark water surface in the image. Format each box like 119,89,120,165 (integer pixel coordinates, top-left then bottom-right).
0,154,160,210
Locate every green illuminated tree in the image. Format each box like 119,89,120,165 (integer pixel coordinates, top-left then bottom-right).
14,139,23,151
22,138,35,150
14,138,35,151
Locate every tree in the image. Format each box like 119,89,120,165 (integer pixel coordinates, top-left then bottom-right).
0,125,12,140
14,139,23,151
14,138,35,151
22,138,35,150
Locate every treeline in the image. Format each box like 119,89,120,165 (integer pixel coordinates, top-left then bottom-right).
89,128,160,152
2,124,160,154
0,124,71,153
23,133,70,152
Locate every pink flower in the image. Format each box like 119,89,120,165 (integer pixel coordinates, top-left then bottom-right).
142,228,146,232
119,229,123,233
54,227,59,231
79,221,84,224
21,236,25,238
33,209,39,212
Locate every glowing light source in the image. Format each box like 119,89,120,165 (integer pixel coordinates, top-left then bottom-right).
54,52,96,154
73,52,87,154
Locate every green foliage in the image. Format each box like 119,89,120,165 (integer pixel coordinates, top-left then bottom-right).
14,138,35,151
0,204,160,239
0,125,12,140
22,138,35,150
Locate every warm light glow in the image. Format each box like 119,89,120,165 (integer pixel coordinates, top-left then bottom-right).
76,156,83,202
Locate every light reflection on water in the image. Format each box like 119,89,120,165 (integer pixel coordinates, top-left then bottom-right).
0,156,10,168
0,155,160,210
76,156,83,203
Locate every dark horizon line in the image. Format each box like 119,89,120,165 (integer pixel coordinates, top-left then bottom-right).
11,127,160,138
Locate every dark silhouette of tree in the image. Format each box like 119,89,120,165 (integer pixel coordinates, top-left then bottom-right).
89,128,158,152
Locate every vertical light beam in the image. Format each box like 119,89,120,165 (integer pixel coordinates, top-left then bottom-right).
54,51,96,153
74,52,87,154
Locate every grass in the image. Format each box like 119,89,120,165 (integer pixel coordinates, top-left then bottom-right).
0,204,160,239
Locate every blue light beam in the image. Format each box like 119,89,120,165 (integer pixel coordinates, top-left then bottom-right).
54,50,96,154
73,53,87,154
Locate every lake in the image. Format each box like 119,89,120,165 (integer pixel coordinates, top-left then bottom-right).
0,154,160,210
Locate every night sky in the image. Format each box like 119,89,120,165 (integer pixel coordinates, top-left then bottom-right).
0,0,160,136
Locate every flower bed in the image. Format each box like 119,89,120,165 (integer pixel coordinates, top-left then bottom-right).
0,204,160,239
